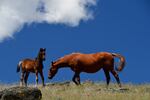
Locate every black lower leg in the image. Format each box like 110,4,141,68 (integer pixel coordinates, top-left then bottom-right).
72,75,78,85
35,72,38,86
76,75,81,85
103,69,110,87
20,72,24,86
24,72,29,86
40,72,45,86
111,70,121,87
72,72,80,85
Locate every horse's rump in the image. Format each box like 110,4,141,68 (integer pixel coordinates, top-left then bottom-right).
19,59,37,72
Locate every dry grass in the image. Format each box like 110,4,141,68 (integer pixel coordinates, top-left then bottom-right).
0,82,150,100
39,82,150,100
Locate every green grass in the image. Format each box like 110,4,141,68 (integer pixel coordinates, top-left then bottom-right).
1,82,150,100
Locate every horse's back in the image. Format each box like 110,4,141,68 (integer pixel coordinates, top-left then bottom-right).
70,52,113,61
66,53,101,73
22,59,35,65
69,52,114,68
65,52,98,66
54,52,114,73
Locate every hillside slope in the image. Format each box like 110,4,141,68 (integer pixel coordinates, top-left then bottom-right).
40,82,150,100
0,82,150,100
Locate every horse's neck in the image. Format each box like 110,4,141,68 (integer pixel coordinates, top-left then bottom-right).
35,57,43,65
55,61,69,69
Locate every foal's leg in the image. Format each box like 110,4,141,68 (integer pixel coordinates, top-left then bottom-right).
39,71,45,86
110,70,121,87
35,71,39,87
24,72,30,87
103,68,110,88
20,72,25,86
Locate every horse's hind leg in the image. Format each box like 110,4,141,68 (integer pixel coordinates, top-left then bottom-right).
103,68,110,88
35,71,39,87
20,72,25,86
39,71,45,86
110,70,121,87
24,72,29,87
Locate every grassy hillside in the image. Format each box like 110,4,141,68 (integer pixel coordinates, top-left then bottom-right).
39,82,150,100
0,82,150,100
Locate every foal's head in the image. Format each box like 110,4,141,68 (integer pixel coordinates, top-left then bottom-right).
37,48,46,61
48,61,58,79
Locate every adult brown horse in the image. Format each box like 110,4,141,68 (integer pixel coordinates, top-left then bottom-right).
48,52,125,87
17,48,46,87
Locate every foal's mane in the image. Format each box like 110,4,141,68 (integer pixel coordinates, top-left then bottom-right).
35,49,43,62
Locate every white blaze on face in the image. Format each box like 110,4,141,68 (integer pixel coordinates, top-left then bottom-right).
0,0,96,42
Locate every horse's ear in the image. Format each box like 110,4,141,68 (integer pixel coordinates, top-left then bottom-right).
40,48,46,51
40,48,43,51
44,48,46,51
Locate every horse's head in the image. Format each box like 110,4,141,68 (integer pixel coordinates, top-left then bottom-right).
48,61,58,79
39,48,46,61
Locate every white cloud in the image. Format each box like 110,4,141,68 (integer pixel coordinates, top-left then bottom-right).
0,0,96,42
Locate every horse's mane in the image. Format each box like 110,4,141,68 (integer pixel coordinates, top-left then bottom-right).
54,52,81,64
71,52,81,54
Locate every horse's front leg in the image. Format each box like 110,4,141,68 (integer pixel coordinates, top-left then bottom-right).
76,74,80,85
72,72,81,85
35,71,39,87
39,71,45,87
24,72,30,87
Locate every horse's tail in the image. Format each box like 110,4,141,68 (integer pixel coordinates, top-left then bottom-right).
112,53,125,72
17,61,22,73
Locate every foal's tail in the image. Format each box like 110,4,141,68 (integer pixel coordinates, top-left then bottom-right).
16,61,22,72
112,53,125,72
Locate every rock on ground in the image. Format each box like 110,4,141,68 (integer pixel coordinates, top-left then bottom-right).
0,86,42,100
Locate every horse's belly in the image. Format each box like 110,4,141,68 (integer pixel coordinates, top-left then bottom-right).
26,68,35,73
24,66,35,73
82,65,102,73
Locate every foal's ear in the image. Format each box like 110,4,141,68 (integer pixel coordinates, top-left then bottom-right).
40,48,46,51
40,48,43,51
44,48,46,51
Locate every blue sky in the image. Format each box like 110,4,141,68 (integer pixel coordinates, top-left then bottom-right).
0,0,150,84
